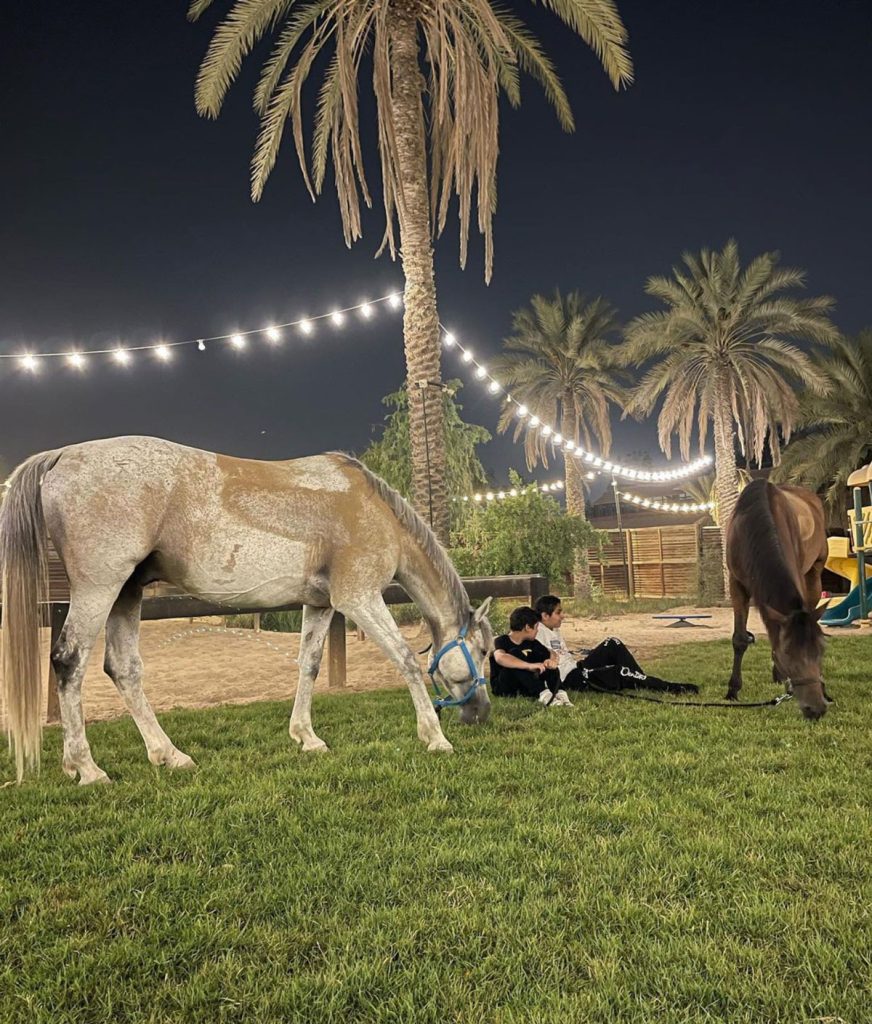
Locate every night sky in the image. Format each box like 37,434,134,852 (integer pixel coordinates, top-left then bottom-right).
2,0,870,487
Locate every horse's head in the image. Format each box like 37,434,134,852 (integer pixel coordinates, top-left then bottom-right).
770,606,828,721
428,597,494,725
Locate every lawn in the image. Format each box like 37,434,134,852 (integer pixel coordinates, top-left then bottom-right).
1,636,870,1023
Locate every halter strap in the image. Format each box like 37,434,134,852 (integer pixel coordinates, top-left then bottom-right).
427,621,487,710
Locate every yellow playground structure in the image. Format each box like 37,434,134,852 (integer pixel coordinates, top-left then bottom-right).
820,463,872,626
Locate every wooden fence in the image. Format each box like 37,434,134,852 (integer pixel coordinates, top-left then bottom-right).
588,524,724,600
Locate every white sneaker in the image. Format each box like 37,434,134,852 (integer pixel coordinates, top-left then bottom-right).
538,689,555,706
554,690,574,707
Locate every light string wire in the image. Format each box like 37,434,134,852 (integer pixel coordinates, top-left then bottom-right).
438,321,712,484
1,292,404,366
454,476,714,514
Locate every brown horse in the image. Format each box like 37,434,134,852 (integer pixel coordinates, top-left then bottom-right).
725,479,829,720
1,437,494,783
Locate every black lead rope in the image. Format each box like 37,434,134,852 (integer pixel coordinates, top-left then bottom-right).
583,682,793,710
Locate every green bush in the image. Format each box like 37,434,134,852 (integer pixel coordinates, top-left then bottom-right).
449,471,603,581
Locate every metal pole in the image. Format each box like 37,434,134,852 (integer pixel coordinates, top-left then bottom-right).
853,486,868,621
612,477,632,599
417,383,434,529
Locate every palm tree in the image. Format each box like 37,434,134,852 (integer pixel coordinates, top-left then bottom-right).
624,240,839,589
188,0,632,542
490,290,625,596
773,331,872,519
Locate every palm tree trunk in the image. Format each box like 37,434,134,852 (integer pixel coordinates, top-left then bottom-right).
389,5,449,543
713,374,741,597
561,399,592,599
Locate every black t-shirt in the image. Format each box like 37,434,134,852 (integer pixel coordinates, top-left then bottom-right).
489,633,552,682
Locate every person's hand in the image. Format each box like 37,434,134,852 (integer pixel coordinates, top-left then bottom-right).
530,663,546,674
545,657,559,670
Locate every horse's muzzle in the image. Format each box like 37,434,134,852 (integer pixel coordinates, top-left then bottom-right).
801,702,828,722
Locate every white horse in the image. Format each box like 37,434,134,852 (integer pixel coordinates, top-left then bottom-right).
0,437,493,783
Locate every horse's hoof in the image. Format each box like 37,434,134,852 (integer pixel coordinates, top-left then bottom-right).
427,737,454,754
168,753,197,771
724,692,739,702
301,739,330,753
150,749,197,770
79,771,111,786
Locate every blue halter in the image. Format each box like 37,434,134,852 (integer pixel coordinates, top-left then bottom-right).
427,621,487,710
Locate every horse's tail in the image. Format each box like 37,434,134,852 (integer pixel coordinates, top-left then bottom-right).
732,479,808,627
0,449,63,781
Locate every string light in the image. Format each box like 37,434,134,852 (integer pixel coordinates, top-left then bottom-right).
439,322,713,482
0,292,402,369
459,478,569,504
620,491,714,514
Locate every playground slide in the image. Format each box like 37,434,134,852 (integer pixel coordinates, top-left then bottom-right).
820,576,872,627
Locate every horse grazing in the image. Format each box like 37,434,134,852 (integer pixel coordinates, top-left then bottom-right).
725,479,828,720
0,437,494,783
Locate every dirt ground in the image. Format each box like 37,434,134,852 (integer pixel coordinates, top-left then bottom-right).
0,605,775,728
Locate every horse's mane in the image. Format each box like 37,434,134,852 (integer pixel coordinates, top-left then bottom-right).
733,480,804,617
332,454,471,624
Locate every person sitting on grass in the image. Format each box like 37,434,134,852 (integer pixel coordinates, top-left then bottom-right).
534,594,699,696
489,606,574,707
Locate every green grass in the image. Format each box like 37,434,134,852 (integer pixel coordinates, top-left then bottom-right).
1,637,870,1023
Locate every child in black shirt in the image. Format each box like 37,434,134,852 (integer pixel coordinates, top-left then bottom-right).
490,606,574,706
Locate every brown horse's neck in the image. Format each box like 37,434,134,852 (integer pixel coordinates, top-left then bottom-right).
395,535,467,648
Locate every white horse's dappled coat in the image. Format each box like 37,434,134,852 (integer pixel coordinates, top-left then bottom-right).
0,437,493,783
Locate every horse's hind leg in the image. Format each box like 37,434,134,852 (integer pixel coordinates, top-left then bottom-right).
335,594,452,753
726,578,751,701
52,586,124,784
104,579,196,770
289,604,334,753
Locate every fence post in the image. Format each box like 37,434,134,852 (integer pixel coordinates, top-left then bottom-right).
529,575,550,606
46,602,66,724
328,612,347,688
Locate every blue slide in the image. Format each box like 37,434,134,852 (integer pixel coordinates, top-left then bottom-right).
820,576,872,627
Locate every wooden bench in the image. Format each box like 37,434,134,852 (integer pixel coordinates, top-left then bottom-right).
651,613,713,628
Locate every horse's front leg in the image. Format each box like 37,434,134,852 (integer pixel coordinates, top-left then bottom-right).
335,594,453,753
289,605,335,753
726,578,751,701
